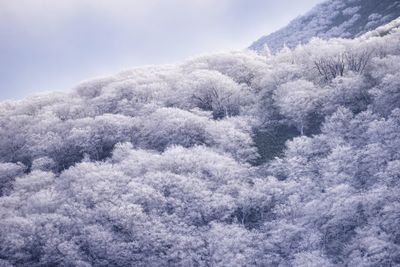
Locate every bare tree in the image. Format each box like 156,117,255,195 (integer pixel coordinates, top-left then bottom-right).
315,49,374,81
192,87,239,119
314,54,346,81
344,49,374,74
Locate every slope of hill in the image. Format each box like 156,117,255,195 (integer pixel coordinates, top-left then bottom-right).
250,0,400,52
1,8,400,267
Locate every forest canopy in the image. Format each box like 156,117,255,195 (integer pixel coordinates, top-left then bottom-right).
0,18,400,267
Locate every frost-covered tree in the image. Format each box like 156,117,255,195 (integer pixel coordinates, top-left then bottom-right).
274,80,321,135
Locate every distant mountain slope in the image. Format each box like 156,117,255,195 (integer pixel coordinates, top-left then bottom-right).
250,0,400,52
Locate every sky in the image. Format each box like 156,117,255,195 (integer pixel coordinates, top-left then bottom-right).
0,0,322,100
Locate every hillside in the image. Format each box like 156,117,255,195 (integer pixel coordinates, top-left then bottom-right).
1,9,400,267
250,0,400,52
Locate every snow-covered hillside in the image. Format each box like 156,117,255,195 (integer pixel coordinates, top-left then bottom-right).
251,0,400,52
1,2,400,267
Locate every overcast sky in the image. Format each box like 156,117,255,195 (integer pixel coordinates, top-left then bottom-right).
0,0,322,100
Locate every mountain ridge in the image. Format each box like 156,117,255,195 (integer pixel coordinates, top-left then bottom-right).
250,0,400,52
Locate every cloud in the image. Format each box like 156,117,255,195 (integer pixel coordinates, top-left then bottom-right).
0,0,230,24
